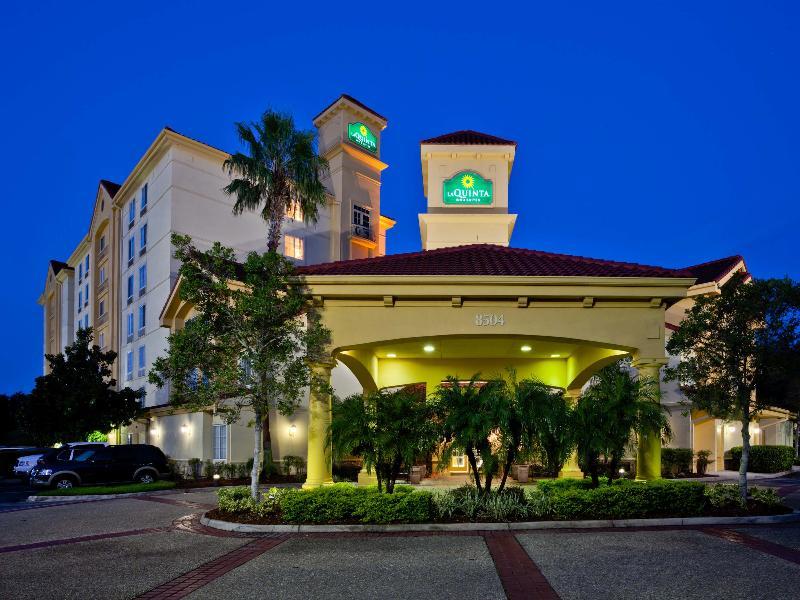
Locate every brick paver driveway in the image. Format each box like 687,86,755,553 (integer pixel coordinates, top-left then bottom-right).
1,479,799,600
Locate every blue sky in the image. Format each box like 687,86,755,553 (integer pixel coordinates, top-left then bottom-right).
1,1,798,393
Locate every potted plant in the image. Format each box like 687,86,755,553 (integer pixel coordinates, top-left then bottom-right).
695,450,712,476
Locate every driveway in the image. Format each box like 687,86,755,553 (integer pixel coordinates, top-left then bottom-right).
0,481,798,599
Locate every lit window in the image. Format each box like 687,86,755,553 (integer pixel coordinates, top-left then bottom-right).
138,264,147,295
140,184,148,215
212,424,228,461
286,203,303,221
126,351,133,380
452,455,466,468
139,224,147,255
284,235,304,260
138,304,146,336
353,205,371,239
98,331,105,348
128,200,135,229
138,346,146,377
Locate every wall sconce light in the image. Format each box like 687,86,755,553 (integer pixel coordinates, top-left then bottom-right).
520,345,532,352
212,473,220,486
288,424,297,438
727,425,736,433
180,424,189,434
423,344,435,353
386,353,397,358
150,427,159,436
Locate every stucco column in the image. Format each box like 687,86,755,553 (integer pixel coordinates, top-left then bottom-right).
634,360,666,480
303,361,335,489
559,390,584,479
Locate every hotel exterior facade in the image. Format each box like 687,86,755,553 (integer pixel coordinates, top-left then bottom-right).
40,95,792,480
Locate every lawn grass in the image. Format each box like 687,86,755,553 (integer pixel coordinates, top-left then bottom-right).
37,480,176,496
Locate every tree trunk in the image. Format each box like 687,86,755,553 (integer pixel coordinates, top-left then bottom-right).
794,416,799,459
266,199,284,253
262,412,272,469
739,417,750,505
251,408,263,500
497,447,516,493
465,447,482,494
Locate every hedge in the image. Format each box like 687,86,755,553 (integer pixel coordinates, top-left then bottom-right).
661,448,693,476
729,445,794,473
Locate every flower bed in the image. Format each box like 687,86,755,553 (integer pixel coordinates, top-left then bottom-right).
209,480,790,525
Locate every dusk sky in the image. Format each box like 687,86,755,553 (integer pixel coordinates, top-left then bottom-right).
1,1,798,393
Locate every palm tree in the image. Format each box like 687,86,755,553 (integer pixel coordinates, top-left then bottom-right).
223,110,330,253
575,360,671,487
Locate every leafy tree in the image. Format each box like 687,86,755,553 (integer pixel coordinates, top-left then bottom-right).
574,360,671,488
330,385,438,493
523,384,575,478
432,374,563,494
223,109,330,253
149,235,330,499
20,328,142,445
665,273,800,502
0,392,33,445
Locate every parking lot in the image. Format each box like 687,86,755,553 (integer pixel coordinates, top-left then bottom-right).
0,475,798,599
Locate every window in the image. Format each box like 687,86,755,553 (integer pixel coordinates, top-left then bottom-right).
78,290,83,313
353,205,371,239
99,266,106,285
128,200,135,229
127,313,134,343
138,264,147,295
128,237,135,266
284,235,304,260
84,284,89,307
126,351,133,380
99,299,105,316
212,424,228,461
140,184,148,215
451,455,466,468
138,304,146,336
78,262,83,282
85,255,89,272
139,224,147,255
286,203,303,221
127,275,134,304
99,235,106,252
98,331,105,348
138,346,146,377
126,433,133,445
83,314,89,329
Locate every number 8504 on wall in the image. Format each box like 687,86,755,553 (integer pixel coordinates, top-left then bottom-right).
474,313,505,326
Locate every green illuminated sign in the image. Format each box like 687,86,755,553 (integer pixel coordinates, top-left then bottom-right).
347,122,377,153
442,171,493,205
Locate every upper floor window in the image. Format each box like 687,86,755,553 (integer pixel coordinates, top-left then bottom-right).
84,284,89,307
99,235,106,252
126,312,134,342
99,266,106,285
78,262,83,282
99,299,106,317
138,264,147,295
353,205,371,239
128,237,135,266
83,314,89,330
128,200,136,230
77,290,83,312
138,304,146,336
286,203,303,222
284,235,304,260
140,184,148,215
137,345,146,377
126,350,133,380
84,254,90,273
127,275,134,304
98,331,105,349
139,224,147,255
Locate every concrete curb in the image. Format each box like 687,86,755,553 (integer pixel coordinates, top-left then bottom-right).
27,488,180,502
200,511,800,533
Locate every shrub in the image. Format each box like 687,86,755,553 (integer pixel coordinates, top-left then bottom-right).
187,458,202,480
661,448,693,477
750,486,782,508
432,486,530,522
705,484,742,508
333,461,361,482
695,450,713,475
729,445,794,473
217,486,285,518
279,483,434,524
282,455,306,477
203,460,217,479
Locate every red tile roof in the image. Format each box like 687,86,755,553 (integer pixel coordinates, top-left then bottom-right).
313,94,387,123
681,255,746,285
421,130,517,146
297,244,694,278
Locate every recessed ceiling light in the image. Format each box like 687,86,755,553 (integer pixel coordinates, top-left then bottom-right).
423,344,435,353
520,345,532,352
386,353,397,358
550,354,561,358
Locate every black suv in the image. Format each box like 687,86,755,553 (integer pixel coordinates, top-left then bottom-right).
29,444,169,489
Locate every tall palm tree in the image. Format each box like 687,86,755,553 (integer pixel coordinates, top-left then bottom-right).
223,110,330,253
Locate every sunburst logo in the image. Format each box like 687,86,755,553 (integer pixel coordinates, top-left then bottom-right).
359,125,368,137
461,174,475,188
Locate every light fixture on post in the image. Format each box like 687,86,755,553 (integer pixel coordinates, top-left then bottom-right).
288,423,297,438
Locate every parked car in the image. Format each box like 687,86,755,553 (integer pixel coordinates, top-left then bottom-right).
29,444,170,489
0,447,53,478
14,442,106,480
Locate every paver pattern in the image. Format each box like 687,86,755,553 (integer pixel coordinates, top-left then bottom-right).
0,476,799,599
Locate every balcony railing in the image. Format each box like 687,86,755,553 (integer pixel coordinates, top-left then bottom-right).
351,223,374,241
97,313,108,327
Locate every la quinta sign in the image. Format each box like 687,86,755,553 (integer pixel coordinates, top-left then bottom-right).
442,171,493,205
348,122,378,153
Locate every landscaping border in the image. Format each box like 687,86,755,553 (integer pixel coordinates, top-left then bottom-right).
200,510,800,533
28,488,186,502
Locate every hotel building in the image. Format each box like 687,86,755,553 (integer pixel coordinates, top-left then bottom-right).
41,95,792,479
